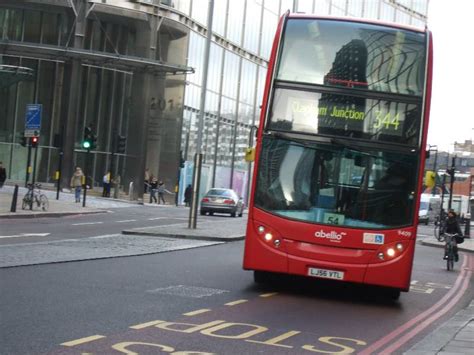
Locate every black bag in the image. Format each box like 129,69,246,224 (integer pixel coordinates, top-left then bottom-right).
455,235,464,244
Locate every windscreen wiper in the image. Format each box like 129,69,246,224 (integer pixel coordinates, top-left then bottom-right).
330,137,366,153
266,131,326,147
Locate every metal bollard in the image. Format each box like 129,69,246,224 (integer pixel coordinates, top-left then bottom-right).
129,182,134,201
10,184,19,212
465,219,470,238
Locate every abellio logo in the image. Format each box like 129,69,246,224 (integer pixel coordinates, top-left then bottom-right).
314,230,346,241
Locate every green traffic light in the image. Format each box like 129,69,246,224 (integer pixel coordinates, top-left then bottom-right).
82,141,91,149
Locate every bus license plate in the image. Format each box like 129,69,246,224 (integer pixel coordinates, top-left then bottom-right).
308,267,344,280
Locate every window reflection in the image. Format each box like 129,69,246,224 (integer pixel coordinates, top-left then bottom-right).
277,19,426,96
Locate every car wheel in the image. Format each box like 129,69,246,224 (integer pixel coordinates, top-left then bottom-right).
200,210,205,215
209,211,214,216
231,211,236,217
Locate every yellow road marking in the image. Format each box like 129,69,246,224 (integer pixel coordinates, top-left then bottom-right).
183,309,211,316
225,299,248,306
247,330,301,348
61,335,105,347
130,320,166,329
260,292,278,298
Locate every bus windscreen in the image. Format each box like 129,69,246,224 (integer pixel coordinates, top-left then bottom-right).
277,19,427,96
254,136,418,229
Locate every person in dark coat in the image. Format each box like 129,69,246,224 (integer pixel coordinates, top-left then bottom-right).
149,176,158,203
0,162,6,188
157,180,167,204
184,184,193,207
444,210,463,261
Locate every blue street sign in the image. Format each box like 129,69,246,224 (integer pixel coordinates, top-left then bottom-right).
25,104,42,132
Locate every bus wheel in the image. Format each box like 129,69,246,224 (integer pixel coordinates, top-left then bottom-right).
253,271,269,284
386,289,401,300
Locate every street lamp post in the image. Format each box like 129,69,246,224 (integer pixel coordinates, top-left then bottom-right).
188,0,214,229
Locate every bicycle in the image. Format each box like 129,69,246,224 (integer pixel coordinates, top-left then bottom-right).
22,183,49,211
444,233,458,271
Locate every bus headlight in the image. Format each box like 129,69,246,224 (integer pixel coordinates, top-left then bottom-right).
374,241,409,263
254,221,283,249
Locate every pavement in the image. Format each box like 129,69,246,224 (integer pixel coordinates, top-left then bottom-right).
0,184,473,354
0,184,136,218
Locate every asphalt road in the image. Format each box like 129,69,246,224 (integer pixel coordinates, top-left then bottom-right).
1,235,473,355
0,205,222,245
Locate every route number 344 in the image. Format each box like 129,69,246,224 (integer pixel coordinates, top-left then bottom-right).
373,111,400,131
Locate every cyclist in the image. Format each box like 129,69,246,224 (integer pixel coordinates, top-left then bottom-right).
443,210,463,262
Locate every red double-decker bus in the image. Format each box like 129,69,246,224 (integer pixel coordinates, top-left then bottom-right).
243,13,433,299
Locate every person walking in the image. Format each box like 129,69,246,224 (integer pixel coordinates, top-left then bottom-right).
144,168,150,193
0,162,6,188
112,174,121,199
70,166,84,203
149,176,158,203
184,184,193,207
157,180,167,204
102,171,111,197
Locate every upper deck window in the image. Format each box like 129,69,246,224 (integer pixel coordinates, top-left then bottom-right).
277,19,426,96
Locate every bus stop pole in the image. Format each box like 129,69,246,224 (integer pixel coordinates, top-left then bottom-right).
188,0,214,229
25,140,32,187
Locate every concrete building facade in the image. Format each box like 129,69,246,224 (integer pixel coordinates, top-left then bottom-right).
0,0,429,201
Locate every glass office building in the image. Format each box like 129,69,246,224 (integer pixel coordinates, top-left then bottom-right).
0,0,428,200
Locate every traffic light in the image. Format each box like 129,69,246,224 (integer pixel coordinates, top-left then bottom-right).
20,136,28,147
244,147,255,162
90,133,97,150
425,170,435,188
82,126,92,150
31,136,39,148
82,125,97,151
116,135,126,153
53,133,63,148
446,167,455,180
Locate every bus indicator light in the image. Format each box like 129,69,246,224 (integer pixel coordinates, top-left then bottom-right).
258,226,265,234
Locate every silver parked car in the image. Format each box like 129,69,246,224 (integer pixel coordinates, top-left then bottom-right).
200,188,244,217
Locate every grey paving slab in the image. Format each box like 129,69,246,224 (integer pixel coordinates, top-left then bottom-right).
122,217,247,242
448,340,474,348
419,237,474,254
0,234,222,268
405,301,474,355
0,184,138,219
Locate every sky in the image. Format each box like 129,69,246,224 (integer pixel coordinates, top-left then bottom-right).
427,0,474,152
